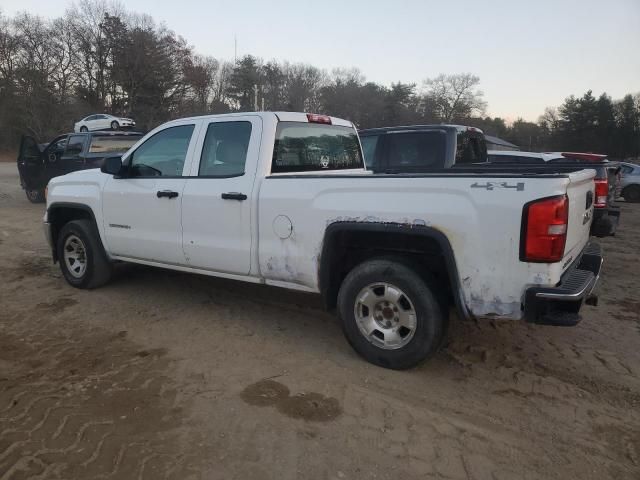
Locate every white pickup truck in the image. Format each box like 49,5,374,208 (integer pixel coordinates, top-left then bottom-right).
44,112,602,369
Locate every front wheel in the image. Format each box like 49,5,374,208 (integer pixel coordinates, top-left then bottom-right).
337,259,445,370
110,121,119,130
80,126,88,132
25,188,45,203
57,219,113,289
623,185,640,203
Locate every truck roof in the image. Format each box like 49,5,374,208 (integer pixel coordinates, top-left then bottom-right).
162,111,354,128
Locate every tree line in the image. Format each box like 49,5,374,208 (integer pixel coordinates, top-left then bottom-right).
1,0,638,159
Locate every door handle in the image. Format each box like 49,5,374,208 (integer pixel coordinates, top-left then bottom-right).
221,192,247,201
157,190,179,199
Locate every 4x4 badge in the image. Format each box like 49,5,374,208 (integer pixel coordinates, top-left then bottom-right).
470,182,525,191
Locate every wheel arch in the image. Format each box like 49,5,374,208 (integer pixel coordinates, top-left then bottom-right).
47,202,103,262
318,222,472,321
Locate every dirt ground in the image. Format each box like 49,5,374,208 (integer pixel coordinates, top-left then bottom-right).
0,162,639,480
0,153,16,163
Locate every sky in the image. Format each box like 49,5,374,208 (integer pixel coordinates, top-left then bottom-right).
2,0,639,121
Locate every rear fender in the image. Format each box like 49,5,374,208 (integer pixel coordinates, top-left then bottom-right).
318,221,472,321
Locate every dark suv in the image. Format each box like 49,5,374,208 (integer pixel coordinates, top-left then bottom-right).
17,131,143,203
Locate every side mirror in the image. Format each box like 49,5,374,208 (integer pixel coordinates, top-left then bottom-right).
101,155,123,176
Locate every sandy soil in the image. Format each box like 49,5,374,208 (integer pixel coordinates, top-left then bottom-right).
0,162,639,479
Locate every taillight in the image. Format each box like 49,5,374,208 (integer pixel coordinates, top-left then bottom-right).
306,113,332,124
594,178,608,208
521,195,568,263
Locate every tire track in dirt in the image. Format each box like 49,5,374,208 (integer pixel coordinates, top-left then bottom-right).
0,309,211,479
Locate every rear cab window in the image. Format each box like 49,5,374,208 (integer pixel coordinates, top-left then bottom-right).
272,122,363,173
385,131,446,171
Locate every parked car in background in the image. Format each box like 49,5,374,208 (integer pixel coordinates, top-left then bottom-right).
74,114,136,132
618,162,640,203
359,125,487,172
17,131,143,203
44,112,602,369
487,150,621,237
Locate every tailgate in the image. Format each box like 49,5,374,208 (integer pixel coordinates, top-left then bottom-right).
563,169,595,265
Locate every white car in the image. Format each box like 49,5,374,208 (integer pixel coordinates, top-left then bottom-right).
74,114,136,133
44,112,601,369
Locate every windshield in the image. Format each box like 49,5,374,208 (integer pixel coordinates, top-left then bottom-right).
89,135,142,154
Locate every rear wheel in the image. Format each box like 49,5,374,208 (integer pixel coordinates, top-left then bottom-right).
25,188,45,203
623,185,640,203
337,259,445,370
57,219,112,289
110,121,119,130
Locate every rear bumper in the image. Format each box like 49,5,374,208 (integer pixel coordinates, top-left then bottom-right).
524,242,602,326
591,207,619,237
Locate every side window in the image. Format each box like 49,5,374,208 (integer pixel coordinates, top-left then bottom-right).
360,135,379,169
86,115,97,121
54,138,68,150
387,131,446,169
129,125,195,177
64,135,86,158
198,122,252,177
456,133,484,164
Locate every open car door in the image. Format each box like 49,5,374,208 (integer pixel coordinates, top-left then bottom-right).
17,136,44,190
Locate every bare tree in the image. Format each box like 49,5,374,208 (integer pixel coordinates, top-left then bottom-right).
423,73,486,122
184,54,218,113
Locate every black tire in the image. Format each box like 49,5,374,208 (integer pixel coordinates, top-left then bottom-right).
623,185,640,203
337,259,445,370
110,121,119,130
25,188,45,203
57,219,112,289
80,126,88,132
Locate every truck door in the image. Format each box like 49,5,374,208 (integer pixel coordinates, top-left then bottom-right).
181,116,262,275
17,136,43,189
102,122,199,264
